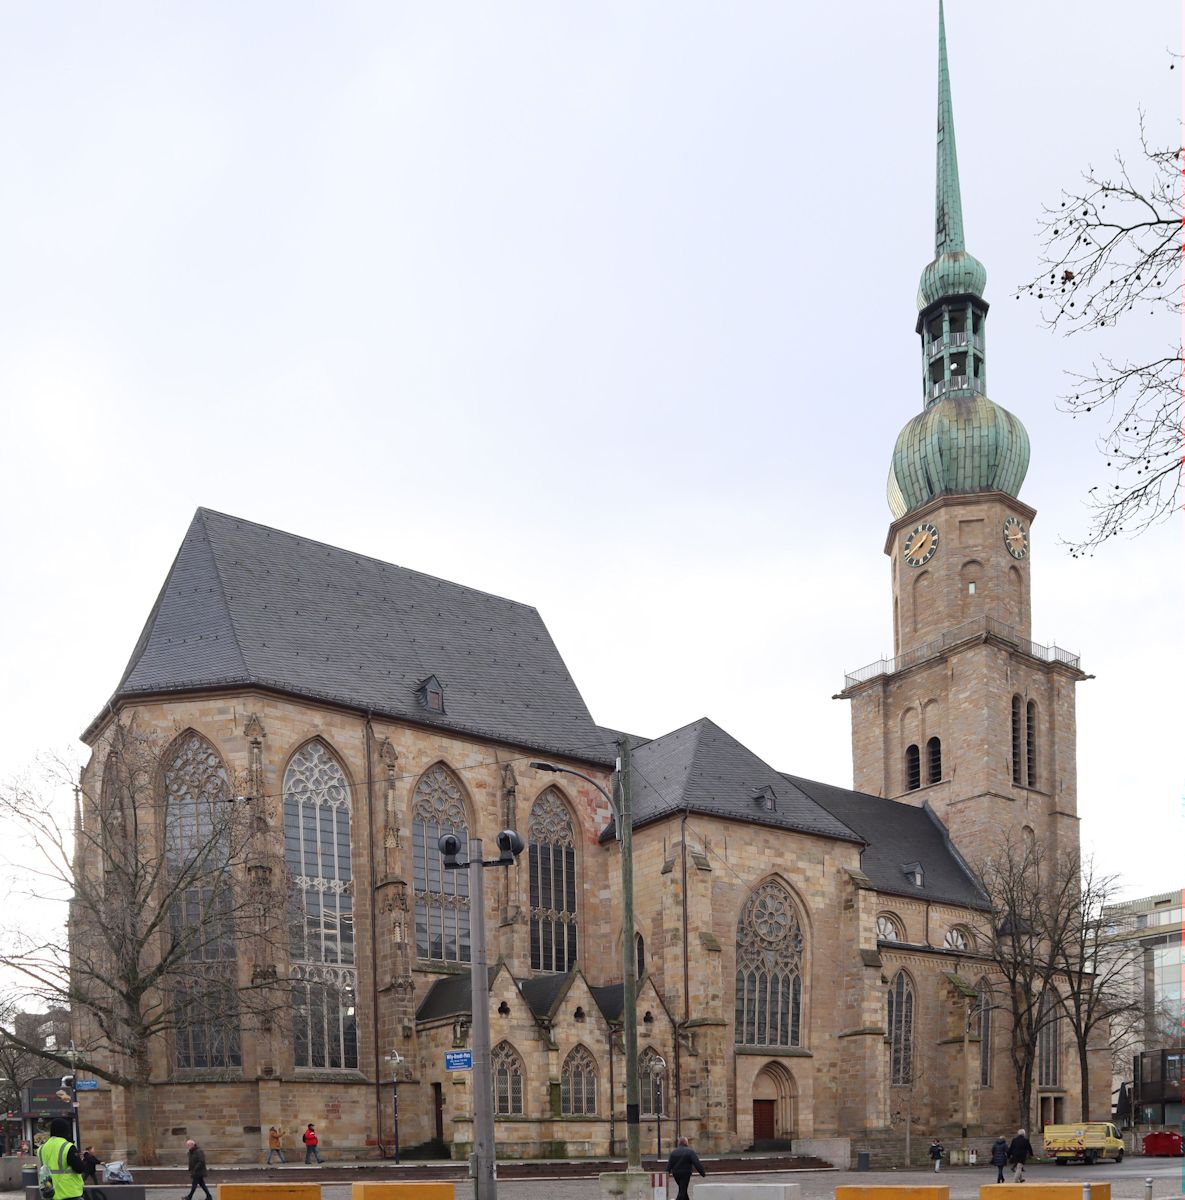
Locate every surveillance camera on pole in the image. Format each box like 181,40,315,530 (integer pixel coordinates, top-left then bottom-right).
438,827,523,1200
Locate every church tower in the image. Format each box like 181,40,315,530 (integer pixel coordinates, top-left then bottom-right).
840,2,1087,862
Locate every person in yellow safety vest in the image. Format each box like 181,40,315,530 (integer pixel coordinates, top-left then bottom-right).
39,1118,85,1200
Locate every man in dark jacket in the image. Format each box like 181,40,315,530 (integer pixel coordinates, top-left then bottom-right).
990,1135,1009,1183
1008,1128,1034,1182
183,1140,212,1200
666,1136,706,1200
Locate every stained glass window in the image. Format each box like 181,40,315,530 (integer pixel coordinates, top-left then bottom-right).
412,765,470,963
977,977,993,1087
284,740,357,1070
560,1045,597,1115
1037,992,1060,1087
888,970,915,1086
735,881,804,1048
528,789,577,972
163,731,241,1070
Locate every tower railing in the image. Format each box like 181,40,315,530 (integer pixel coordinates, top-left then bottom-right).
843,615,1080,689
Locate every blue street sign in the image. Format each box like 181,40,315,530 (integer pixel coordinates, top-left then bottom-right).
75,1080,98,1091
444,1050,473,1071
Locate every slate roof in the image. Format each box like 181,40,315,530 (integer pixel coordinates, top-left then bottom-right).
621,718,862,844
415,970,624,1024
92,508,612,764
784,773,988,910
414,974,473,1023
517,973,572,1019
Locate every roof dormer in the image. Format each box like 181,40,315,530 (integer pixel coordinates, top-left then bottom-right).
416,675,446,715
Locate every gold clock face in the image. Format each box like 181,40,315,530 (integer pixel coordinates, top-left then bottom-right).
903,522,940,567
1003,516,1029,559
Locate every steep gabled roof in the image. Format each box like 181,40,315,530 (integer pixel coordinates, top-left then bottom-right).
784,773,988,910
91,508,611,764
622,717,862,843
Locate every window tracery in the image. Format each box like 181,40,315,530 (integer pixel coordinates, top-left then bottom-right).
560,1045,597,1115
284,740,357,1069
491,1040,525,1115
413,765,471,962
888,969,915,1086
163,731,241,1070
876,914,902,942
943,927,970,951
735,881,804,1048
528,788,577,972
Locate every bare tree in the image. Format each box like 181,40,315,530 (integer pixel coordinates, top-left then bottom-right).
1055,857,1143,1120
975,837,1079,1126
0,719,286,1163
1020,113,1181,552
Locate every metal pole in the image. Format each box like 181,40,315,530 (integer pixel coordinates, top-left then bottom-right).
1082,1182,1091,1200
1143,1179,1152,1200
469,840,497,1200
620,740,641,1172
392,1075,400,1165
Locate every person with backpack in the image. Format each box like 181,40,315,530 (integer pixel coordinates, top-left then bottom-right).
302,1124,322,1165
38,1118,84,1200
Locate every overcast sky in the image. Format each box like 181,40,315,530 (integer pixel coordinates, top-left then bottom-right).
0,2,1181,901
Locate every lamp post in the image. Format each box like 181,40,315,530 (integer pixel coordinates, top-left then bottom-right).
440,828,525,1200
652,1055,667,1160
383,1052,403,1163
530,745,642,1172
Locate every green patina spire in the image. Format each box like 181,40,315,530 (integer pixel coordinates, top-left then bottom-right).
934,0,965,255
887,2,1030,519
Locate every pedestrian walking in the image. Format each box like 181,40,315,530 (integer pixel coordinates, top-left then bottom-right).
38,1118,84,1200
266,1128,286,1165
929,1139,944,1172
1008,1127,1033,1183
302,1124,322,1165
990,1134,1009,1183
666,1135,706,1200
80,1147,102,1185
183,1139,212,1200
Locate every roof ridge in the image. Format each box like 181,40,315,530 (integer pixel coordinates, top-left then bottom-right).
196,506,541,614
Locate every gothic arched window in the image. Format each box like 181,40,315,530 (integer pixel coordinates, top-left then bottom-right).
735,881,805,1048
888,970,915,1086
528,788,577,972
639,1047,666,1115
1026,701,1039,788
926,736,942,784
905,744,921,791
943,926,970,951
284,740,358,1070
412,765,470,963
1037,992,1060,1087
491,1040,525,1115
560,1045,598,1115
977,977,994,1087
163,731,241,1070
635,932,646,979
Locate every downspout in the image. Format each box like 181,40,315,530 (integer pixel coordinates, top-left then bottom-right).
676,807,690,1139
364,713,387,1157
608,1023,617,1156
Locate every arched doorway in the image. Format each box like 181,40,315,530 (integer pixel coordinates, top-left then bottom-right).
752,1062,796,1148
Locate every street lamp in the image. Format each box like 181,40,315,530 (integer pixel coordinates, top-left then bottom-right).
440,828,525,1200
652,1055,667,1160
530,749,643,1172
383,1052,404,1164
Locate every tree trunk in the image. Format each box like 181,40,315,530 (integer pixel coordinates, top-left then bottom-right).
129,1046,157,1165
1078,1042,1091,1121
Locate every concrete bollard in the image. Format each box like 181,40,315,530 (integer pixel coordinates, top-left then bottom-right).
1143,1178,1153,1200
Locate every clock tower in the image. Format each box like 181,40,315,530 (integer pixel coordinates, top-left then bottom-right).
840,2,1087,862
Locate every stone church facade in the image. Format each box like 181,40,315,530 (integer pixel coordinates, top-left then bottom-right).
73,7,1107,1167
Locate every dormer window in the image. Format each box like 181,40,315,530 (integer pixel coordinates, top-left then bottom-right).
416,675,445,714
903,861,924,888
752,785,777,813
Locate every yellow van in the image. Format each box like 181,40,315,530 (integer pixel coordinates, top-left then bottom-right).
1043,1122,1125,1165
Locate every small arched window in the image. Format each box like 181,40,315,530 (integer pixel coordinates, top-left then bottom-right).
412,765,470,963
943,926,970,951
560,1045,598,1115
1026,701,1038,788
635,932,646,979
639,1047,666,1116
926,736,942,784
977,977,993,1087
888,970,915,1086
491,1041,525,1115
905,744,921,791
1011,695,1023,784
876,914,902,942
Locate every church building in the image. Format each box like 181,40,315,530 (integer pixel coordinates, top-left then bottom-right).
74,5,1104,1166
